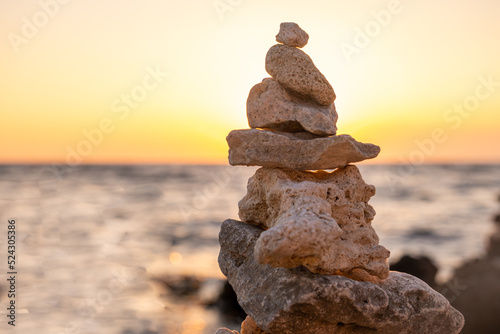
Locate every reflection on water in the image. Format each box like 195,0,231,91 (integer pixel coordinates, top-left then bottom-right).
0,164,498,333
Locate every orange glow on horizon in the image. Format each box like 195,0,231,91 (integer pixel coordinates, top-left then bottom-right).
1,0,500,165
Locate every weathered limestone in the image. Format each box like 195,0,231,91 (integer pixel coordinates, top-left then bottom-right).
266,44,335,105
238,165,389,280
227,129,380,170
276,22,309,48
219,219,465,334
247,78,337,136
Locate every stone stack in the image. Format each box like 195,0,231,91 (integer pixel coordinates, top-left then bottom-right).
217,23,464,334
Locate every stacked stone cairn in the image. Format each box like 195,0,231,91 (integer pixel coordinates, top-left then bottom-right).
216,23,464,334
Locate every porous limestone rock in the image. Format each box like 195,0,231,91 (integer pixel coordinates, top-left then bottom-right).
238,165,389,280
247,78,337,136
276,22,309,48
266,44,335,105
218,219,465,334
226,129,380,170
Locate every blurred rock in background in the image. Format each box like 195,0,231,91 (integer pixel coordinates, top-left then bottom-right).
445,192,500,334
390,255,438,288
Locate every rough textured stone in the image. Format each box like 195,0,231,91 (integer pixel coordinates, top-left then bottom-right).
227,129,380,170
218,219,465,334
247,78,337,136
266,44,335,105
216,328,239,334
275,22,309,48
241,316,267,334
238,165,389,280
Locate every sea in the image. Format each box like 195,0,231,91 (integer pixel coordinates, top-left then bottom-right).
0,164,499,334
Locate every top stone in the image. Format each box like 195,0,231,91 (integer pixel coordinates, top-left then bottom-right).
276,22,309,48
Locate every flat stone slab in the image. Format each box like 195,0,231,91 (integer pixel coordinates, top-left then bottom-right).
218,219,465,334
247,78,337,136
238,165,389,281
226,129,380,170
266,44,335,105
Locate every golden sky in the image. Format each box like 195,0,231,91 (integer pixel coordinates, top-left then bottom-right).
1,0,499,165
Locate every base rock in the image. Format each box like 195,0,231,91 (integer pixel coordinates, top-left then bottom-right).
227,129,380,170
218,219,465,334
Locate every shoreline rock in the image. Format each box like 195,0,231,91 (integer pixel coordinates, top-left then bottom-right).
218,219,465,334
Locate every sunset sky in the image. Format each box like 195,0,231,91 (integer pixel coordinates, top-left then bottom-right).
1,0,499,164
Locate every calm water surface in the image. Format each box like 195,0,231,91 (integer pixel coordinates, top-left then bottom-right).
0,164,498,333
